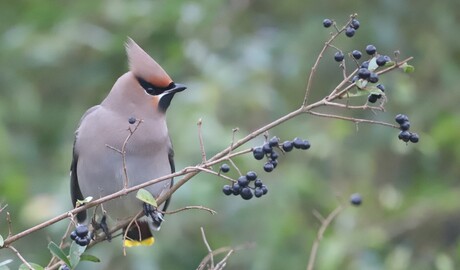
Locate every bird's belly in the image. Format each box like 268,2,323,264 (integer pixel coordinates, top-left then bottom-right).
78,149,172,223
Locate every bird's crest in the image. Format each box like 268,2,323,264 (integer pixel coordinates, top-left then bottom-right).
125,38,172,88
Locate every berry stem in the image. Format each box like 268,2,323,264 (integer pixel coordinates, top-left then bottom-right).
302,16,356,107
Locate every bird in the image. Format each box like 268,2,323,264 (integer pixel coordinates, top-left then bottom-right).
70,38,186,247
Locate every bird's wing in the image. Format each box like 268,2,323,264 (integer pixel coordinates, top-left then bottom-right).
161,144,175,212
70,105,100,223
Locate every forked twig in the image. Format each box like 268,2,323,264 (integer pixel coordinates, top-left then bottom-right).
306,205,344,270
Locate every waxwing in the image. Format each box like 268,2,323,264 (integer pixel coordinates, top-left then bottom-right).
70,38,186,247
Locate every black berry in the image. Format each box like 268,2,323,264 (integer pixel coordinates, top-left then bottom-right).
350,193,362,206
128,117,136,124
75,237,90,246
220,164,230,173
269,136,280,147
368,73,379,83
352,50,362,60
400,121,411,131
351,76,359,83
240,187,253,200
75,225,88,238
253,147,264,160
376,55,387,66
232,183,241,195
254,188,264,198
350,19,360,29
261,185,268,195
222,185,232,195
323,18,333,28
254,179,263,187
395,114,409,125
368,94,379,103
298,140,311,150
292,137,304,149
263,162,274,172
237,176,249,187
270,159,278,168
345,27,355,37
61,265,71,270
398,131,411,142
365,45,377,55
282,141,294,152
409,133,419,143
246,171,257,181
376,84,385,92
358,68,371,79
262,143,273,154
334,51,345,62
360,61,369,69
270,151,279,160
70,231,77,240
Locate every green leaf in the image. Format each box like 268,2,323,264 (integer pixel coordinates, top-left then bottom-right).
368,57,378,72
18,262,44,270
384,61,396,67
0,234,3,247
80,254,101,263
76,196,93,207
48,241,71,267
400,63,415,73
136,189,157,207
69,241,86,268
356,79,368,89
0,259,13,267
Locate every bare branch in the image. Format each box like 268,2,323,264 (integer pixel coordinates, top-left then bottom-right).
306,110,399,129
201,227,214,269
198,118,207,163
8,245,33,270
306,204,344,270
160,205,216,216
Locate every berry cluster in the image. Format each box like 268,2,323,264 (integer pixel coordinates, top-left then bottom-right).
220,136,311,200
253,137,310,173
70,225,91,246
323,18,360,38
222,171,268,200
351,44,392,103
395,114,419,143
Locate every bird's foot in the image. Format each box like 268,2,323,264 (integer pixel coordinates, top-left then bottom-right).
92,215,112,241
143,202,164,230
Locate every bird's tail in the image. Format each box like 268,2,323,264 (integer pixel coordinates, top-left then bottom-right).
123,221,155,247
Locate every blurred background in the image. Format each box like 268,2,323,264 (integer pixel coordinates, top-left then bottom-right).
1,0,459,269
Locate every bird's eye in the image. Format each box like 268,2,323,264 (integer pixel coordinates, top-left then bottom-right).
136,77,168,96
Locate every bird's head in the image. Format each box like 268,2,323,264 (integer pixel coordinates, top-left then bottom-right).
125,38,186,112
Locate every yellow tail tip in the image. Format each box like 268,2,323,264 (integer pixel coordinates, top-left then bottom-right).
124,237,155,247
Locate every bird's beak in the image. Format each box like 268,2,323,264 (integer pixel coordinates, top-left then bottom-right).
164,83,187,95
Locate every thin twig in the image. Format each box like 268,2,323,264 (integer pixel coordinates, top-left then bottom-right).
122,210,143,256
8,245,33,270
196,167,236,183
197,242,255,270
215,249,234,270
0,203,7,213
306,205,344,270
201,227,214,269
6,212,12,237
198,118,207,163
307,110,399,129
160,206,216,216
302,16,355,106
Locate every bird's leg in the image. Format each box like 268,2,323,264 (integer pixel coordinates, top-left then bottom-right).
99,215,111,241
143,202,164,229
91,214,111,241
